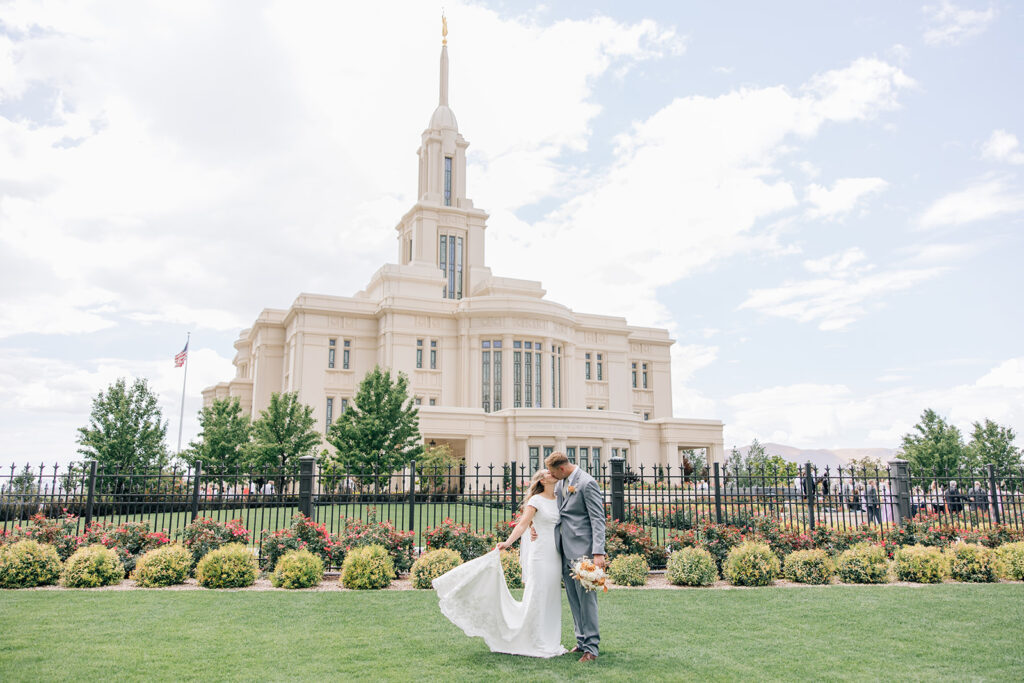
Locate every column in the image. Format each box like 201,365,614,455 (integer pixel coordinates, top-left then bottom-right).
707,442,725,467
662,442,677,469
629,439,640,469
555,435,567,456
564,342,577,408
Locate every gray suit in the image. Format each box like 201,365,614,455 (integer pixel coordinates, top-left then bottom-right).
554,466,606,656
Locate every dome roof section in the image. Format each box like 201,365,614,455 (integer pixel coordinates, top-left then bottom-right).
429,104,458,132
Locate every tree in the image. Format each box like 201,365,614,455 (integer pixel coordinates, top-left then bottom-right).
726,439,798,485
76,377,169,486
418,443,460,495
182,397,251,475
845,455,884,474
247,392,320,499
899,409,968,475
8,464,35,495
326,366,423,489
967,419,1021,475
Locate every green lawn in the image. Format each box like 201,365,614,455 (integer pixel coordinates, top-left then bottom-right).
1,585,1022,681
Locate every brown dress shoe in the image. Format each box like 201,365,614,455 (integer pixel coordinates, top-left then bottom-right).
579,652,598,662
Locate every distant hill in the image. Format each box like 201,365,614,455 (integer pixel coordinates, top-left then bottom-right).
736,443,898,470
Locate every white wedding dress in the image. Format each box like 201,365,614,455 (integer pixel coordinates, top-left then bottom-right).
432,495,566,658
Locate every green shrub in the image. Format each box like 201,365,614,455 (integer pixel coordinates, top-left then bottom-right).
607,553,649,587
994,541,1024,580
501,549,523,589
893,545,947,584
666,547,718,586
0,539,62,588
836,543,890,584
179,518,250,569
195,543,258,589
947,543,997,583
423,519,494,562
723,541,780,587
61,544,124,588
271,549,324,589
783,549,835,585
79,520,170,576
340,544,395,590
132,544,192,587
410,548,462,589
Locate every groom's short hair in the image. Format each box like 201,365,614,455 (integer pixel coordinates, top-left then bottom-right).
545,452,569,469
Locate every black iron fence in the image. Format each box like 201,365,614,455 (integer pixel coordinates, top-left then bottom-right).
3,457,1022,554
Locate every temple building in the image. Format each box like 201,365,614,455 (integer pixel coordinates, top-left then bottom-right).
202,31,725,473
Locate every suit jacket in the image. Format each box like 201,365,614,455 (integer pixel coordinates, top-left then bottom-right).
554,466,606,561
866,485,879,506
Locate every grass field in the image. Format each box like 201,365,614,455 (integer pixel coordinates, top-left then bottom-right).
1,585,1022,681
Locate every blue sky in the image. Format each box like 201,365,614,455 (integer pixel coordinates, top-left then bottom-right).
1,1,1022,465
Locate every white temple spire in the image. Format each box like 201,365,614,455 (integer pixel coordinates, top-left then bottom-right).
439,15,449,106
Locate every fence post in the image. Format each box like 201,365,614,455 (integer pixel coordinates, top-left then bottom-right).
610,457,625,522
510,460,517,513
713,462,723,524
84,459,98,526
987,463,1001,525
189,460,202,522
803,462,816,530
408,459,417,532
889,459,910,525
298,455,315,521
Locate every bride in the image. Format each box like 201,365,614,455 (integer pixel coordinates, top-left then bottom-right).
432,469,566,658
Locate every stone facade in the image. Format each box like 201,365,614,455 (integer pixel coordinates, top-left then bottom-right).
203,39,724,473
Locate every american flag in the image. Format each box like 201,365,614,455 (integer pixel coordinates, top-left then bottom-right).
174,340,189,368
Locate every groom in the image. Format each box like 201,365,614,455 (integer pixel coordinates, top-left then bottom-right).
544,451,606,662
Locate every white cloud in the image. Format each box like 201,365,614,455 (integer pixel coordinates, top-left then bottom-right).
724,356,1024,449
922,1,996,46
919,178,1024,228
0,347,234,465
0,1,683,339
739,247,945,330
981,129,1024,164
805,177,888,219
488,57,914,329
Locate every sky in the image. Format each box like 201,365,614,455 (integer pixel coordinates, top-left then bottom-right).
1,1,1022,466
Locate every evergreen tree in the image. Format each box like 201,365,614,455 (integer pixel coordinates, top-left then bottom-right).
182,397,251,475
247,392,319,499
76,377,169,486
326,366,423,489
967,419,1021,475
899,409,968,475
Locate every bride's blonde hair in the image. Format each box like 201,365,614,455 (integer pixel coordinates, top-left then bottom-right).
520,470,547,511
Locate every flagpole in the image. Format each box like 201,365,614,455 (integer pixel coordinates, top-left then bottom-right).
177,332,190,454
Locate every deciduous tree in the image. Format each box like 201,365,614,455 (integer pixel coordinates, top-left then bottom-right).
248,392,319,499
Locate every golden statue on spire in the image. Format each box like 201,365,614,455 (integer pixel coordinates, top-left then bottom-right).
442,13,448,45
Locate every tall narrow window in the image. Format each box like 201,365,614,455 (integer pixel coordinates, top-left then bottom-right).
529,446,540,473
328,339,336,369
408,238,413,262
493,341,503,411
430,340,437,370
551,352,556,407
416,339,423,369
439,235,447,298
444,156,452,206
341,398,349,414
438,233,465,300
642,362,649,389
534,350,541,408
325,398,333,434
557,354,562,407
524,348,532,407
343,340,350,370
585,352,591,381
579,447,590,473
513,342,522,408
592,447,601,473
597,354,603,381
543,446,554,466
481,344,491,412
631,362,637,388
566,447,576,464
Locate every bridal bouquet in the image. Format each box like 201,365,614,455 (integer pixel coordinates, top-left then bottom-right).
570,557,608,592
